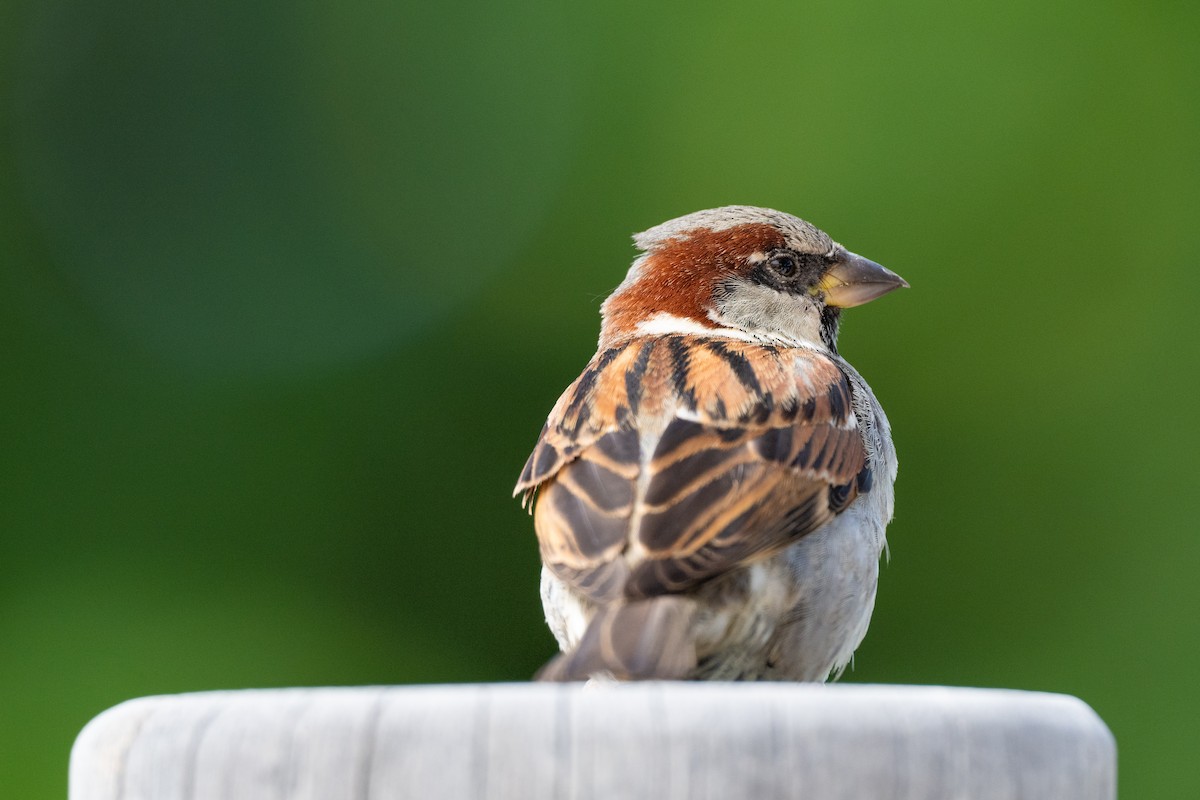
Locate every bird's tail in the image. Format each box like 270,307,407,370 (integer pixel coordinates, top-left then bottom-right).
535,596,699,682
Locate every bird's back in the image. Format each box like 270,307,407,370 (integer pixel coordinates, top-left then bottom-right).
518,334,891,680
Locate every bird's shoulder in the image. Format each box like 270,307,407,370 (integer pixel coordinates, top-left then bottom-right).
515,334,858,492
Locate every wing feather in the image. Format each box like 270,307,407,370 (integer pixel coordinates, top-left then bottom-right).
515,335,868,602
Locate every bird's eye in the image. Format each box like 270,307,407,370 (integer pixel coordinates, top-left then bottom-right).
768,253,797,277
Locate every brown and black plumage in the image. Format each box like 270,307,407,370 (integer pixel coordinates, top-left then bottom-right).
515,206,906,682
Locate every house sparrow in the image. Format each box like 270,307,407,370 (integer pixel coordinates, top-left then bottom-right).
514,206,907,682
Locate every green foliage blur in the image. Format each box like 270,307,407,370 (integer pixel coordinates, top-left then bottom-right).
1,0,1196,796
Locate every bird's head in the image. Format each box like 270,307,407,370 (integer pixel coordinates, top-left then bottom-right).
599,206,907,351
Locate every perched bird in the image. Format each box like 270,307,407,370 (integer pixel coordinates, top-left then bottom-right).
514,206,907,682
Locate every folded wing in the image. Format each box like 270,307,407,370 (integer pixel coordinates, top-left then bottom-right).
515,335,868,603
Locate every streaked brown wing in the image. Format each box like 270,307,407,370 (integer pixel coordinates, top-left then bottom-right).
528,426,640,600
515,335,868,602
515,339,645,501
626,411,865,598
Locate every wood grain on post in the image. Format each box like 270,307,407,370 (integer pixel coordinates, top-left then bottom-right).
70,683,1115,800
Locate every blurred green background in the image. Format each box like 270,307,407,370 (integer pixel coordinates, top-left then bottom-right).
1,0,1196,796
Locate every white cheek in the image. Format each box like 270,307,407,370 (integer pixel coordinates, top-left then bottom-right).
710,283,826,347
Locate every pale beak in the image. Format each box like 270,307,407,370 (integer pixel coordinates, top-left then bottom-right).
817,251,909,308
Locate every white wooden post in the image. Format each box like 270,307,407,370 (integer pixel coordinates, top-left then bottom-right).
70,683,1115,800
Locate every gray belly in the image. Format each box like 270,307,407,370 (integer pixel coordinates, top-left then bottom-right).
685,496,885,681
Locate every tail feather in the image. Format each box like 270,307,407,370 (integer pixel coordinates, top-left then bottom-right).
536,597,698,681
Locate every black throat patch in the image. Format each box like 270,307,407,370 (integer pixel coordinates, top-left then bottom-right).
819,306,841,353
